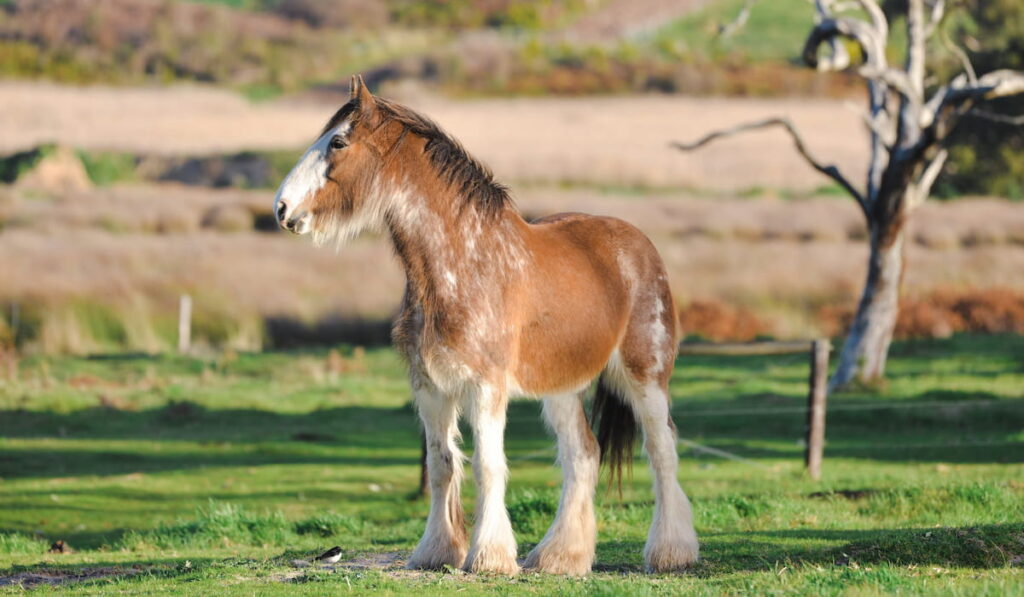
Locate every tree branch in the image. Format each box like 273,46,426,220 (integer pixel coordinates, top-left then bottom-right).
802,17,920,102
924,0,946,37
972,69,1024,99
906,148,947,212
804,17,883,71
844,100,896,148
718,0,757,37
927,70,1024,121
940,25,977,86
906,0,927,97
967,108,1024,125
921,70,1024,133
850,0,888,40
671,118,867,214
858,66,918,99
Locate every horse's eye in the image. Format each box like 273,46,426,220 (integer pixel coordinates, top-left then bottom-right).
329,135,346,150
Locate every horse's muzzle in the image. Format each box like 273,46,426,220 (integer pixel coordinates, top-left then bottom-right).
276,201,310,234
283,213,310,234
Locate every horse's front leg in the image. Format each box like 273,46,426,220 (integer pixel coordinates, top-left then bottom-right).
523,392,598,575
463,383,519,574
407,379,468,570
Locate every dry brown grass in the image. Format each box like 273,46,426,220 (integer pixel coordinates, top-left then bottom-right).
820,288,1024,340
0,82,868,192
678,300,771,341
0,84,1019,350
2,179,1022,351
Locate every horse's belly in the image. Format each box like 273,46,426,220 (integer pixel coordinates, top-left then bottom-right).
512,303,623,396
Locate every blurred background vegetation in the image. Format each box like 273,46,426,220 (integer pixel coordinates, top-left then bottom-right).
0,0,1022,353
1,0,1020,196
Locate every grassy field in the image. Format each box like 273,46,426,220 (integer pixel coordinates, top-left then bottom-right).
651,0,813,62
1,334,1022,594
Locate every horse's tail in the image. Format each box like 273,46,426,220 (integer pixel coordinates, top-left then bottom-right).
590,374,638,492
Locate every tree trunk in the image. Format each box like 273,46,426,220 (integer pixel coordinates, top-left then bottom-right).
830,220,906,389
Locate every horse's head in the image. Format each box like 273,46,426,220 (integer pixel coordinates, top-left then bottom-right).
274,75,389,242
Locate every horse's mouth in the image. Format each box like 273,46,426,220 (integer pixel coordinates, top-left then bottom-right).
281,211,311,234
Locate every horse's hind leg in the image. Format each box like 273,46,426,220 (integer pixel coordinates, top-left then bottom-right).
626,374,699,572
523,392,599,575
615,288,699,572
407,379,468,570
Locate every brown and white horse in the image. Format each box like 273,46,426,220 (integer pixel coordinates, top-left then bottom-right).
274,76,699,575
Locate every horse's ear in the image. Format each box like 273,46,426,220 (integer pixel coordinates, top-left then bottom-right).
350,74,377,122
350,74,374,103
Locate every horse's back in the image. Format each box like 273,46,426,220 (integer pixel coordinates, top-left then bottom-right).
528,212,669,290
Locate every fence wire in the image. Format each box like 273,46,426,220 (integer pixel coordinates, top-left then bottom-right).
502,397,1019,470
672,398,1011,418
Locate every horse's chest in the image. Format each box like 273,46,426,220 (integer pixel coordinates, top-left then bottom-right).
398,301,512,392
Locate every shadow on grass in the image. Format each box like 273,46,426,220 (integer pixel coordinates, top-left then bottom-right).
709,523,1024,571
676,390,1024,464
3,523,1020,590
0,401,554,479
0,444,424,480
0,556,227,590
2,333,1021,484
597,523,1024,575
2,387,1022,482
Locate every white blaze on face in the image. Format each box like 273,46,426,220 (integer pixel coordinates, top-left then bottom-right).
274,121,351,235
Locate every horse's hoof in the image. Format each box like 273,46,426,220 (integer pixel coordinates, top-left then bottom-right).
463,544,520,575
643,539,700,573
406,540,467,571
523,546,593,576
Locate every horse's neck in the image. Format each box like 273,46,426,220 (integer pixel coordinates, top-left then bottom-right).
387,189,526,311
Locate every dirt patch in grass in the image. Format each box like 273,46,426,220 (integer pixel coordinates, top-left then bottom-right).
0,566,144,589
277,551,427,583
333,551,405,570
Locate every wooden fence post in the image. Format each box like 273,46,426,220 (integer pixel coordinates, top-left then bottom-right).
804,339,831,480
178,294,192,354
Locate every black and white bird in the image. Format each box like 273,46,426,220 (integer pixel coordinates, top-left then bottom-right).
315,546,343,564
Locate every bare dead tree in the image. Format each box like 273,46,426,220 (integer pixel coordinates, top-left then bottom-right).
673,0,1024,389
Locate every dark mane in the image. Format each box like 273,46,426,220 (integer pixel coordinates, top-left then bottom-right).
320,100,359,137
322,97,512,218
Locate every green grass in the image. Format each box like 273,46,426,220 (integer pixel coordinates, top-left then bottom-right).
1,335,1022,594
651,0,814,63
76,151,139,187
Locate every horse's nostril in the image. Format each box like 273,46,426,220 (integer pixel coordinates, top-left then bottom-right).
276,202,287,221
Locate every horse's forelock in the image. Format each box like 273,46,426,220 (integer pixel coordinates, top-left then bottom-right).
319,99,360,138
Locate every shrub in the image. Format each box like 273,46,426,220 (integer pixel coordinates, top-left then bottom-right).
0,145,54,184
294,512,365,537
77,151,138,186
819,288,1024,339
118,502,292,550
0,532,48,555
678,300,772,342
